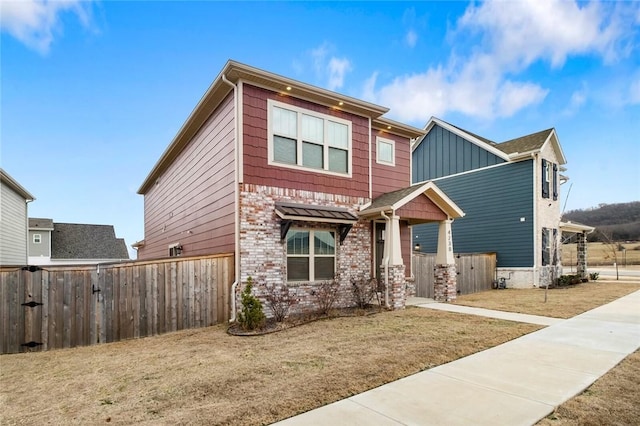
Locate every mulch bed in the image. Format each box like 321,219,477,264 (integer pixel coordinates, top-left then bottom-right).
228,305,383,336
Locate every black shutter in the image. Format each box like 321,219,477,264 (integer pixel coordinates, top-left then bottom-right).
552,228,558,265
553,163,558,200
541,159,549,199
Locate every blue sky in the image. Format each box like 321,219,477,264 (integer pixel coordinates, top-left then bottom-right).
2,0,639,257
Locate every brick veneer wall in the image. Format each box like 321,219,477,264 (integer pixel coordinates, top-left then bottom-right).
239,183,372,317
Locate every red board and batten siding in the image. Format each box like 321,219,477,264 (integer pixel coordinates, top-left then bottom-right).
241,84,372,197
138,93,237,260
371,129,413,199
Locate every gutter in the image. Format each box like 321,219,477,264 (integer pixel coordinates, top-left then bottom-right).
221,73,240,322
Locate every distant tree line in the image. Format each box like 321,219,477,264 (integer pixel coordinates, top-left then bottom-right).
562,201,640,242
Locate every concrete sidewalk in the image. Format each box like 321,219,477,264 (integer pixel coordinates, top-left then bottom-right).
274,290,640,426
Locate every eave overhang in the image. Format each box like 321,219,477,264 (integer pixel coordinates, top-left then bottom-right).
0,169,35,201
559,221,595,234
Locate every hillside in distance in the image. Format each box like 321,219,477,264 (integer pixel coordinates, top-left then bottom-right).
562,201,640,241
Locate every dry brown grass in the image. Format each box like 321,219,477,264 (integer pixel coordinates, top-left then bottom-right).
454,280,640,318
537,350,640,426
562,242,640,266
0,308,539,426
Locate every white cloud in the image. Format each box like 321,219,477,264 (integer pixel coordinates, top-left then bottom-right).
327,57,352,91
309,42,352,91
562,87,588,116
364,0,636,123
405,30,417,48
0,0,94,54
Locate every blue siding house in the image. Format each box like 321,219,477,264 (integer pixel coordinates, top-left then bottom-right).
412,117,567,288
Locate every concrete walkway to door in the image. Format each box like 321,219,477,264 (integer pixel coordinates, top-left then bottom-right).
273,290,640,426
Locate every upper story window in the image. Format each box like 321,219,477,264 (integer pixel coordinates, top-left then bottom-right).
33,234,41,244
268,99,352,176
286,229,336,282
376,136,395,166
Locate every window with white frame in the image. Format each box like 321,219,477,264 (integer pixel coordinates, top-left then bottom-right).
376,136,395,166
286,229,336,281
33,234,41,244
269,99,351,175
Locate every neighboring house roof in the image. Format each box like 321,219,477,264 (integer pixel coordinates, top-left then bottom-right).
496,128,554,154
138,60,425,194
0,168,35,201
51,223,129,260
360,181,464,221
29,217,54,231
415,117,567,165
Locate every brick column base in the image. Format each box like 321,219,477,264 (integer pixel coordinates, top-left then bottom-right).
383,265,406,310
434,264,457,302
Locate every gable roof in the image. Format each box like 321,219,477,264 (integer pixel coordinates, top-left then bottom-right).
29,218,54,231
51,223,129,260
414,117,567,165
415,117,510,161
138,60,424,194
0,168,35,201
359,181,464,220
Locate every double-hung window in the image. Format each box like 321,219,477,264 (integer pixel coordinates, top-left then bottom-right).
33,234,41,244
269,99,351,175
286,229,336,282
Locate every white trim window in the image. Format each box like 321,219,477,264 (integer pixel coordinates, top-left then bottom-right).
286,229,336,282
33,233,41,244
376,136,395,166
268,99,352,176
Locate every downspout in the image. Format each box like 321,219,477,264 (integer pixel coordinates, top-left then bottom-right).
379,211,391,308
25,199,33,265
222,73,240,322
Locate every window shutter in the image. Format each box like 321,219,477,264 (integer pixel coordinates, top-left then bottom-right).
552,228,558,265
553,163,558,201
541,159,549,199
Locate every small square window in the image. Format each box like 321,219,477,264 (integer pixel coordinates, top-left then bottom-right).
168,243,182,257
376,137,395,166
33,234,41,244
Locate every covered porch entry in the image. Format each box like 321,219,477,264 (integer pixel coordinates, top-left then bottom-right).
359,182,464,308
560,220,595,279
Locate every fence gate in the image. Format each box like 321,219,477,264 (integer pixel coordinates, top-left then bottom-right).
412,253,496,298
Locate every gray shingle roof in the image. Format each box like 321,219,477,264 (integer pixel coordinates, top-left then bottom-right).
29,218,54,229
51,223,129,260
495,128,554,155
363,183,427,212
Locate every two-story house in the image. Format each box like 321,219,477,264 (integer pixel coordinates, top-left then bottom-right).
28,219,129,265
412,117,569,288
136,60,463,318
0,169,35,266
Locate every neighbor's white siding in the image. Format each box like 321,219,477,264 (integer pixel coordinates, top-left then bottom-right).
0,182,28,265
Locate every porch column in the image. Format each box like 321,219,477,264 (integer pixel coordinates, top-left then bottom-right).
385,213,406,310
434,219,457,302
576,231,588,279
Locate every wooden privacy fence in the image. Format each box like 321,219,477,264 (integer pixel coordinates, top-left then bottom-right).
0,254,234,355
412,252,497,298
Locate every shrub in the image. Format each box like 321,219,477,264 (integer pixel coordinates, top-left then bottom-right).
265,284,294,323
557,274,581,287
590,272,599,281
315,278,340,315
237,277,266,331
352,277,376,309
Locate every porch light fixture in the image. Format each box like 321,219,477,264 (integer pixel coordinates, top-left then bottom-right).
387,125,392,130
286,86,292,91
338,101,344,106
414,243,421,251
